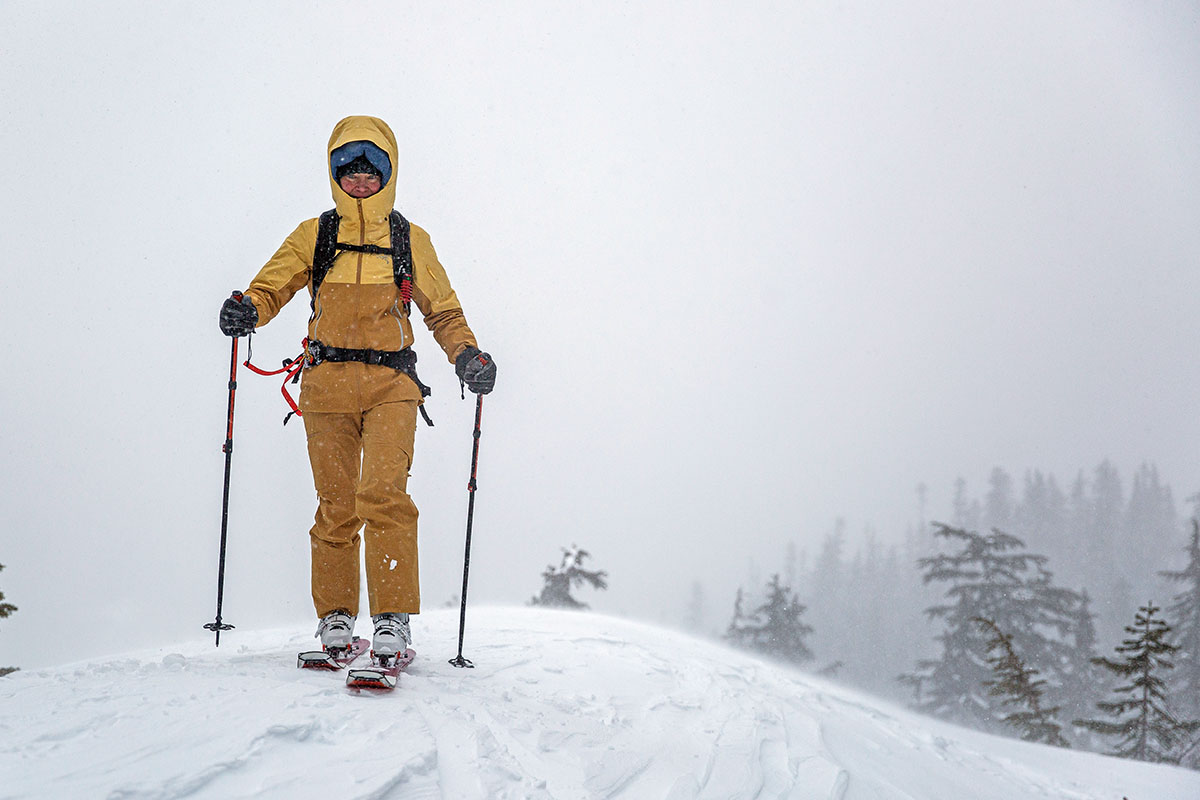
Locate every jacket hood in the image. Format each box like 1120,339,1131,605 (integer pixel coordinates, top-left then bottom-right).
327,115,398,222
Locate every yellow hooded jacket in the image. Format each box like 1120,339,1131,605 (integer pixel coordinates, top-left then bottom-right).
244,116,477,413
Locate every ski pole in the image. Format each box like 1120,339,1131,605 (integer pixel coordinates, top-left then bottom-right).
204,290,244,646
450,392,485,668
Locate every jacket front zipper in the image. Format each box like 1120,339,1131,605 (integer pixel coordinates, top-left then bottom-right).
352,199,365,346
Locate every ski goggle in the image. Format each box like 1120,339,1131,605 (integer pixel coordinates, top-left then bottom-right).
330,140,392,187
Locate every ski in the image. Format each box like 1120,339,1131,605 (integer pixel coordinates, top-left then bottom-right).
346,648,415,692
297,636,370,670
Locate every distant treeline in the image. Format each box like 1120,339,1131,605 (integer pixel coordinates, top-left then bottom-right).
689,461,1200,768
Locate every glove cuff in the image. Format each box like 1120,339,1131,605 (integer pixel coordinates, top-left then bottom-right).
455,346,482,379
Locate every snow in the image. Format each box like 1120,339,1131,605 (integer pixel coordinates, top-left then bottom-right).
1,608,1195,799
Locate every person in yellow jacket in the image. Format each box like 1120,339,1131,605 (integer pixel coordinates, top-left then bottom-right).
218,115,496,657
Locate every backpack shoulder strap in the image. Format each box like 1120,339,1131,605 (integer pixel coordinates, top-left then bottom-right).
311,209,340,310
389,211,414,312
310,209,413,313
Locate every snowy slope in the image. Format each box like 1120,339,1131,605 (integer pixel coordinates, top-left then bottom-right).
1,608,1195,800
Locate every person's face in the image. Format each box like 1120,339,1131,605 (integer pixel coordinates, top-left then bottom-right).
339,172,382,198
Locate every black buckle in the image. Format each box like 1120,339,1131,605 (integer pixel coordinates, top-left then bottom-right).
361,348,383,366
304,339,324,367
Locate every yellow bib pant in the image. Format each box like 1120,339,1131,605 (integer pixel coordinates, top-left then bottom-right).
305,399,420,617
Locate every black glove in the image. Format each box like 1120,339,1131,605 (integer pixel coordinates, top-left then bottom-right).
219,293,258,337
455,346,496,394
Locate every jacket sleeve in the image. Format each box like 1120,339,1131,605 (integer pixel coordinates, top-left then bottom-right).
244,219,318,328
410,223,478,363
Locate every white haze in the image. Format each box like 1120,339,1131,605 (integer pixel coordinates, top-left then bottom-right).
1,2,1198,669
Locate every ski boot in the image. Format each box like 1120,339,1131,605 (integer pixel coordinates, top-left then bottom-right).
316,610,356,650
371,613,411,660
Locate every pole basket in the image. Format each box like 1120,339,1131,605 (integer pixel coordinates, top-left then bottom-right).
203,620,235,646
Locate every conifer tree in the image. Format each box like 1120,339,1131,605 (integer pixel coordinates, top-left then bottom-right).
900,524,1082,733
804,523,846,673
725,575,814,665
1060,471,1092,594
974,617,1069,747
724,587,752,646
951,477,981,531
783,541,798,590
1015,469,1067,559
1090,461,1127,632
1161,520,1200,721
0,563,17,677
1127,464,1178,587
751,574,814,664
1075,601,1200,763
528,546,608,609
0,565,14,621
1059,590,1107,748
983,467,1016,533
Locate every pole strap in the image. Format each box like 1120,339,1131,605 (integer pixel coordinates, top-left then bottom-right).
241,335,305,424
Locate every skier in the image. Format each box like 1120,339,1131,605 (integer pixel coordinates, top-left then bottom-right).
218,115,496,659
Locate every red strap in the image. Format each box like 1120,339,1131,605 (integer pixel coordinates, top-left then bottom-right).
242,338,306,422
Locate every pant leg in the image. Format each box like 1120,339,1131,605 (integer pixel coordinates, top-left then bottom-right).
358,400,421,615
304,410,364,617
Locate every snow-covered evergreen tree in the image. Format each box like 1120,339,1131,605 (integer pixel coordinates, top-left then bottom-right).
785,520,938,704
1075,601,1200,763
1015,469,1067,560
1059,589,1107,749
783,541,798,590
0,563,16,677
1060,470,1092,592
1161,520,1200,721
951,477,981,531
0,565,14,621
725,575,813,665
983,467,1016,533
1091,460,1128,638
529,546,608,609
724,587,752,647
900,524,1082,733
751,574,814,664
1127,464,1178,590
843,531,886,685
804,522,847,670
975,617,1069,747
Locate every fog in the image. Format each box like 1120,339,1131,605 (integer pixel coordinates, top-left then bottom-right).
1,2,1198,669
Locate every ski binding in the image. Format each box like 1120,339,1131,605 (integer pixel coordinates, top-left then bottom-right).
297,636,369,670
346,648,415,691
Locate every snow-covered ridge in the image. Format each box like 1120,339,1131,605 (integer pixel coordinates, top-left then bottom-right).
1,607,1195,799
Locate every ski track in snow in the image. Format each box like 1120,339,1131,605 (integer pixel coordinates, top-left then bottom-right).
1,607,1197,800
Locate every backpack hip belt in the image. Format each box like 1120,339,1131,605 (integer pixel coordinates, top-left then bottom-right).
304,338,434,426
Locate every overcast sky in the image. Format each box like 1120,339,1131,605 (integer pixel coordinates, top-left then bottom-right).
2,1,1198,667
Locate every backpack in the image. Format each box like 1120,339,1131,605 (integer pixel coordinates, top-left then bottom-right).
311,209,413,312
